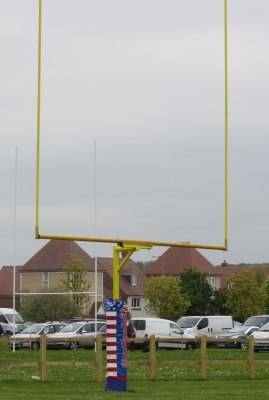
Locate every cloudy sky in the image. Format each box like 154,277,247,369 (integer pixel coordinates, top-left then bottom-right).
1,0,269,267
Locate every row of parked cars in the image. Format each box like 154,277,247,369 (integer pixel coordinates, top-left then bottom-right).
8,320,106,351
7,314,269,352
215,315,269,351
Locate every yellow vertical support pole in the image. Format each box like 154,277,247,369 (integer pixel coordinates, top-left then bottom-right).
112,245,152,300
36,0,42,238
224,0,229,249
113,247,120,300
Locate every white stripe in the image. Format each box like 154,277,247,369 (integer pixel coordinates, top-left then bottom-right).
107,363,117,369
106,312,117,317
106,345,117,351
106,372,117,377
107,328,116,334
107,354,117,360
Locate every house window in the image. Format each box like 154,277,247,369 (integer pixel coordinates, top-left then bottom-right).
43,272,49,288
123,274,137,286
207,276,216,289
131,297,141,309
131,275,137,286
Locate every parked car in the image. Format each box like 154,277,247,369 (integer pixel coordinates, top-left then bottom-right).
8,322,66,350
251,322,269,352
47,320,106,350
0,308,27,335
243,315,269,328
215,326,259,349
177,316,234,337
85,324,106,349
132,317,197,350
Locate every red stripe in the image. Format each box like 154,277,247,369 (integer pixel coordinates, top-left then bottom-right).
106,359,117,363
106,367,117,372
106,350,117,355
106,316,116,320
106,324,117,329
106,333,116,338
107,376,127,381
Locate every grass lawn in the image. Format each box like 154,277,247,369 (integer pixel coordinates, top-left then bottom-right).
1,342,269,399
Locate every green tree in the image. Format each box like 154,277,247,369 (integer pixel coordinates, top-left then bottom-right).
143,276,190,320
264,280,269,313
208,288,229,315
180,269,213,315
226,269,266,322
20,288,78,322
61,257,90,308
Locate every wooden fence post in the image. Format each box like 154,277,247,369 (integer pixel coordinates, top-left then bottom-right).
96,334,103,383
39,334,47,382
248,336,255,380
200,336,207,380
149,335,157,381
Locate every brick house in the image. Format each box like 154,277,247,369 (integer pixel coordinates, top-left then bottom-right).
14,240,149,317
17,240,103,314
145,247,222,290
0,266,20,308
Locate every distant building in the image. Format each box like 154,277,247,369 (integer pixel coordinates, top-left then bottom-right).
0,266,20,308
145,247,222,290
1,240,149,316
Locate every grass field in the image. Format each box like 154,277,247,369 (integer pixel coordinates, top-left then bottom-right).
1,343,269,399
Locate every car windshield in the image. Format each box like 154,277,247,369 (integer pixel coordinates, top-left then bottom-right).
6,313,24,324
244,316,268,327
258,322,269,331
60,323,83,333
177,317,201,328
21,324,45,334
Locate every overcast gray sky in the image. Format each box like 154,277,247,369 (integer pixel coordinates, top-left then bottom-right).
1,0,269,267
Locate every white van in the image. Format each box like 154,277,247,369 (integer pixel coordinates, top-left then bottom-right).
177,315,234,337
0,308,26,335
132,317,197,350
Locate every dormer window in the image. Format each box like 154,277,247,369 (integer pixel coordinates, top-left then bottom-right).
123,274,137,286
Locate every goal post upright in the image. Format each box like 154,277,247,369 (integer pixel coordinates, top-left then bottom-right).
35,0,229,252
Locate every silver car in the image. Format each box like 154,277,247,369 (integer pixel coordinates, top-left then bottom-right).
8,322,66,350
47,320,106,350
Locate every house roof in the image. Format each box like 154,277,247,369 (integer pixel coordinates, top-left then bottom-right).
97,257,148,297
219,264,269,287
145,247,219,276
18,240,95,272
0,270,20,296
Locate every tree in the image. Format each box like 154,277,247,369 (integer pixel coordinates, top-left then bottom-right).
226,269,266,322
61,257,90,308
20,288,78,322
180,269,213,315
208,288,229,315
143,275,190,320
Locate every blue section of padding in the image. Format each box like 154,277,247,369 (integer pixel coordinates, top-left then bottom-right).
104,298,128,392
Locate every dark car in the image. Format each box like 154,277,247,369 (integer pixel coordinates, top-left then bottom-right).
215,326,259,349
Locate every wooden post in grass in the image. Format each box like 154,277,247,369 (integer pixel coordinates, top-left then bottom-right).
149,335,157,381
200,336,207,380
40,334,47,382
248,336,255,380
96,334,103,383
